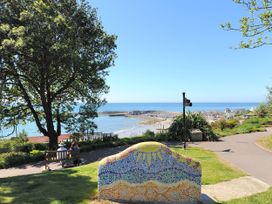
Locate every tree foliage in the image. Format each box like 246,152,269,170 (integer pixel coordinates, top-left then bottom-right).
222,0,272,48
0,0,117,149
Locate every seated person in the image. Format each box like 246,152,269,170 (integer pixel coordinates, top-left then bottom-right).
69,141,80,166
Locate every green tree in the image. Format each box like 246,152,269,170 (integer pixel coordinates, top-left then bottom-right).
221,0,272,49
0,0,117,149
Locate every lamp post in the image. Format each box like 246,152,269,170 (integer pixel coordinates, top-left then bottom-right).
182,92,192,149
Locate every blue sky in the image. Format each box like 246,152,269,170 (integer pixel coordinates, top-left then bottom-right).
89,0,272,103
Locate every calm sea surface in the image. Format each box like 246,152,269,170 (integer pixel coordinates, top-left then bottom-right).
1,103,259,138
98,102,259,112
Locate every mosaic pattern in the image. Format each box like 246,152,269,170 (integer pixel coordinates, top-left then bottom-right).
98,142,201,203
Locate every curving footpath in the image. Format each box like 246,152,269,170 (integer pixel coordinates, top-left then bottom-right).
192,128,272,185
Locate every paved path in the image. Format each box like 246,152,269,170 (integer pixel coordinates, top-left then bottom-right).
192,128,272,185
202,176,270,203
0,145,128,178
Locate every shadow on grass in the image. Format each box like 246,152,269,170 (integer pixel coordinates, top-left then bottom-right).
0,169,97,204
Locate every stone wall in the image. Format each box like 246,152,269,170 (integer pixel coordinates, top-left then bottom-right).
98,142,201,203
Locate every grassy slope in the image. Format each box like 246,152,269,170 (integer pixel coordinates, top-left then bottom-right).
213,117,271,137
0,147,246,204
256,135,272,151
223,187,272,204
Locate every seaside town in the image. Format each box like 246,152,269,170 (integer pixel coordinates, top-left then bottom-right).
24,107,254,143
1,1,272,204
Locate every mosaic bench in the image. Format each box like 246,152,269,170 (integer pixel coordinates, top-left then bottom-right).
98,141,201,203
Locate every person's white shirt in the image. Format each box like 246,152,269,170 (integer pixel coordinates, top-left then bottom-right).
57,144,67,159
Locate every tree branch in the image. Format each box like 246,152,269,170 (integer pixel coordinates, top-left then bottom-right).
16,75,47,135
50,72,76,102
56,106,61,136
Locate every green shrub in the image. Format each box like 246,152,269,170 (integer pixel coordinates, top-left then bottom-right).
168,112,217,141
212,119,236,130
0,150,45,169
102,134,118,142
155,132,170,141
32,143,48,151
0,138,35,153
30,150,45,161
0,152,30,169
226,119,239,129
15,143,34,153
255,103,269,118
0,140,17,153
142,130,155,138
214,116,270,137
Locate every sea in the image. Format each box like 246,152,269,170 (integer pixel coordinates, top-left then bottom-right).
0,102,259,138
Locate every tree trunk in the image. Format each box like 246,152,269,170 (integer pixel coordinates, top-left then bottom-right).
43,102,58,150
48,130,58,150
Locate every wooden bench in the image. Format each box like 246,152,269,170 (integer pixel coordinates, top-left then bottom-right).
45,150,80,170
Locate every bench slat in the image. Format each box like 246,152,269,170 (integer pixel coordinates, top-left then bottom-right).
45,150,75,170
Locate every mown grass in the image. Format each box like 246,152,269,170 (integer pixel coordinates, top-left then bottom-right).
171,146,246,185
214,117,272,137
0,162,99,204
0,146,246,203
256,135,272,151
223,187,272,204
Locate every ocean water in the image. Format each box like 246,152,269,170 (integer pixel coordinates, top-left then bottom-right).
1,103,259,138
98,102,259,112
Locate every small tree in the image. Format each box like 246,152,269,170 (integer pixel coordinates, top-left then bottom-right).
255,103,268,118
17,129,28,143
219,119,227,131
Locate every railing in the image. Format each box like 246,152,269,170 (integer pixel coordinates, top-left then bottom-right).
63,132,118,142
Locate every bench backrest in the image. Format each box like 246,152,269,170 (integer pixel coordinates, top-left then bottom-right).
45,150,71,162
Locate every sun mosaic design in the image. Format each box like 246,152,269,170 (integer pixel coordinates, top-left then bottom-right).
98,142,202,203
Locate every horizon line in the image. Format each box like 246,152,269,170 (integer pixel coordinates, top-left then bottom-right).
104,101,263,104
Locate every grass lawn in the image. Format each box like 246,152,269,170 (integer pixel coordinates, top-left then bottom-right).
171,146,246,185
0,146,246,204
223,187,272,204
256,135,272,151
0,162,99,204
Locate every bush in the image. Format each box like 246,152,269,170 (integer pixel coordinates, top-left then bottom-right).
0,137,35,153
226,119,239,129
168,112,217,141
0,150,45,169
155,132,171,141
0,152,30,169
102,134,118,142
15,143,34,153
214,116,270,137
142,130,155,138
212,119,239,131
29,150,45,161
255,103,269,118
0,140,14,153
32,143,48,151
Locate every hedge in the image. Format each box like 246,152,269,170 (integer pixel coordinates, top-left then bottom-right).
0,150,44,169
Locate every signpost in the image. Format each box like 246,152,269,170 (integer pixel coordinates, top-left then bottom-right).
182,92,192,149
